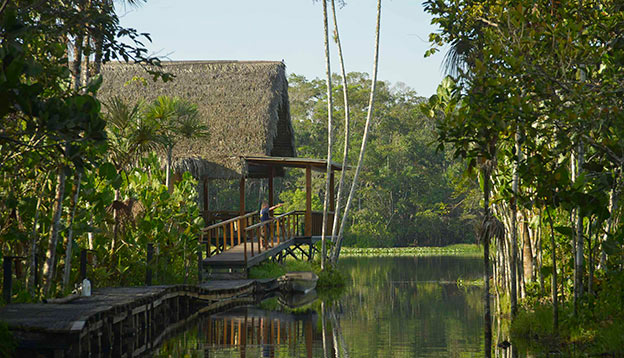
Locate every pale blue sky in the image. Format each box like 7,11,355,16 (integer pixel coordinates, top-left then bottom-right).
118,0,446,97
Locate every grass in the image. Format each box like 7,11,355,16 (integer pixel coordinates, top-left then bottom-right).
339,243,483,257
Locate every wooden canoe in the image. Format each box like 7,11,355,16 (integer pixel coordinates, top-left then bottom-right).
277,271,318,294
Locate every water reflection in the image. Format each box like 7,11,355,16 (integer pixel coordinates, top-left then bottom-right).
154,255,487,357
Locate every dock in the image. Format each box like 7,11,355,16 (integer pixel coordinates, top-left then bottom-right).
199,210,323,278
0,279,277,358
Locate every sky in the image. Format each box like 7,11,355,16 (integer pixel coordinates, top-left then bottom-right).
117,0,446,97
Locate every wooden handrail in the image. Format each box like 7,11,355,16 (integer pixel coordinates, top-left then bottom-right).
203,211,258,231
245,211,298,231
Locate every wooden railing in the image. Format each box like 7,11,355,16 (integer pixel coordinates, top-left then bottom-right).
200,210,336,265
244,211,302,263
200,211,259,258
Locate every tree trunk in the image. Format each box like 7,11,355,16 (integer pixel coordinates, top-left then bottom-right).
522,214,534,283
111,188,121,259
587,217,594,296
329,0,351,252
43,166,67,296
28,193,42,295
574,141,584,315
80,34,91,88
62,172,82,291
482,167,492,358
70,32,85,91
332,0,382,262
320,0,334,270
509,129,521,316
166,146,173,193
546,208,558,332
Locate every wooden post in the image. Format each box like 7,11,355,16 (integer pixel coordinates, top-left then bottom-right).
197,250,203,283
244,226,248,265
3,256,12,304
230,222,234,248
239,176,245,216
305,165,312,237
80,249,87,280
268,166,275,207
203,178,209,213
207,231,211,258
146,243,153,286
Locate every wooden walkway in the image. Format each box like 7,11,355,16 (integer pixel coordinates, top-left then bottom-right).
202,236,321,275
0,280,277,358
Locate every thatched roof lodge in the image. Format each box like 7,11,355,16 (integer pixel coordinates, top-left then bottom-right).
99,60,296,180
100,60,345,235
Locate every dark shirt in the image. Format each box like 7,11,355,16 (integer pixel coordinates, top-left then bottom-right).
260,207,270,222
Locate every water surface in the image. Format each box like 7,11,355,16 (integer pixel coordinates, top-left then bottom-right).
153,255,485,357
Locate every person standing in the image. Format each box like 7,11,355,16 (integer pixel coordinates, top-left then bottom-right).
260,201,283,248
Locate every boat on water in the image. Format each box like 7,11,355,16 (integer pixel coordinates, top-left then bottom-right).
277,271,318,294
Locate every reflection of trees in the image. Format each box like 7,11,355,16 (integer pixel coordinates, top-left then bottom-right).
337,256,485,356
154,256,485,357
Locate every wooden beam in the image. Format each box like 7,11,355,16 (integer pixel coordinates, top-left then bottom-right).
239,176,245,216
268,166,275,207
305,165,312,237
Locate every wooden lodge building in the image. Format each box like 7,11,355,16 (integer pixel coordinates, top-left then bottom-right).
99,61,343,275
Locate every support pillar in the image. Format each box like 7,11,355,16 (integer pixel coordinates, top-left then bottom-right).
305,165,312,237
239,176,246,216
268,166,275,207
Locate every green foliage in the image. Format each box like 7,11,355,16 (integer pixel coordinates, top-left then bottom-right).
340,244,482,257
286,73,478,247
0,321,16,358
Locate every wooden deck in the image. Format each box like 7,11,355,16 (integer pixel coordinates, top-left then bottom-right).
202,236,322,271
0,280,278,357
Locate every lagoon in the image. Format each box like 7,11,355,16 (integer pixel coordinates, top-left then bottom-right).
153,255,485,357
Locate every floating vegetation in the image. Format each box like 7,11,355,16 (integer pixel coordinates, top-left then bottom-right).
340,244,482,257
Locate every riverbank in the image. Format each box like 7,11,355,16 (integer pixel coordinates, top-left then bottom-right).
339,243,482,257
249,259,346,289
511,271,624,356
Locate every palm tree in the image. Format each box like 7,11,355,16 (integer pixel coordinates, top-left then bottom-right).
320,0,335,270
145,96,208,191
331,0,382,264
104,96,161,258
329,0,352,259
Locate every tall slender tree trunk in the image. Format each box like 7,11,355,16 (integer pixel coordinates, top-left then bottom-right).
63,172,82,291
574,141,585,314
482,167,492,358
28,192,42,295
509,129,521,316
600,167,620,269
329,0,351,253
320,0,334,270
43,166,67,296
332,0,382,262
70,33,85,92
546,208,558,332
80,34,91,88
166,147,173,193
111,188,121,259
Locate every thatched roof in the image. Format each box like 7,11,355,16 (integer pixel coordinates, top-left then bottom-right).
98,60,296,180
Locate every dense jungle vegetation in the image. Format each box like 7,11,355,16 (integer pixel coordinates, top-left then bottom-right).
281,73,479,248
0,0,477,306
423,0,624,354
